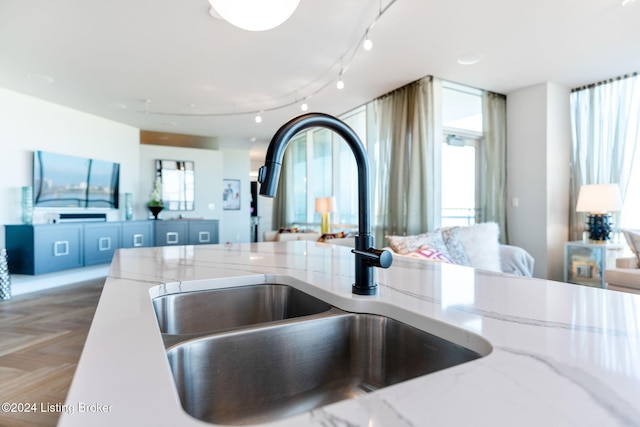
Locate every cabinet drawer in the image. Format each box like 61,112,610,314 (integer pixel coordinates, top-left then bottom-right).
187,221,219,245
34,225,84,274
84,224,121,266
121,221,154,248
154,222,188,246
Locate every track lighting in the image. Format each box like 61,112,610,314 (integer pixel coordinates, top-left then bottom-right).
363,33,373,51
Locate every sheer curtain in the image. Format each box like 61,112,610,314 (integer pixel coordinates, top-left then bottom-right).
569,73,640,240
271,147,295,229
371,76,440,244
481,91,508,244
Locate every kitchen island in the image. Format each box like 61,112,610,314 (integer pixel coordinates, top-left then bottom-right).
60,241,640,426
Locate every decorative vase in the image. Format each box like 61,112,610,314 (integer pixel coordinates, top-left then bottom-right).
149,205,163,220
125,193,133,221
0,249,11,301
22,186,33,224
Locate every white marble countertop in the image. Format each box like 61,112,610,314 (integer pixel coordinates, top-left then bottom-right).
60,241,640,426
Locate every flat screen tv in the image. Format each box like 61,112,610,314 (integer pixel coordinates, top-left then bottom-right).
33,150,120,209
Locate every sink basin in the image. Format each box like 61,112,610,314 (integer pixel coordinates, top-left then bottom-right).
167,313,483,425
153,284,332,336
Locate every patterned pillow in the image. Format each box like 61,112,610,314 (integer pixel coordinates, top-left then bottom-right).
623,230,640,267
440,227,472,266
406,246,454,264
386,230,451,257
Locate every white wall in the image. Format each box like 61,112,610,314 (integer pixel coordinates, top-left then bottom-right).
0,88,140,246
506,82,570,280
220,149,251,243
138,145,223,222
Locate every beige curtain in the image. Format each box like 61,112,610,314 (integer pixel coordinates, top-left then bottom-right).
372,76,440,244
481,91,509,244
271,148,295,229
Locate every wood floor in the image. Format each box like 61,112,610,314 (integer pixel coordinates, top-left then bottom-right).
0,278,105,427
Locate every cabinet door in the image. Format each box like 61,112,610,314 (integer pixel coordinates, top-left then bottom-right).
154,221,188,246
34,225,84,274
84,224,121,266
121,221,154,248
188,220,219,245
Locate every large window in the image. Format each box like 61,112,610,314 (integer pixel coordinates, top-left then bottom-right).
285,107,365,228
441,82,483,226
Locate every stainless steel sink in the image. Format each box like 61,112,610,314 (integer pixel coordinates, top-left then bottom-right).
153,284,333,336
167,313,483,425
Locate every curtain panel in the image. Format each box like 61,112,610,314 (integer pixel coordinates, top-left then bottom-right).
481,91,509,244
372,76,440,244
569,73,640,240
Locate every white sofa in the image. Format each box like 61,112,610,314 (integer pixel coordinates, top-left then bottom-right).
265,223,535,277
263,230,320,242
604,257,640,294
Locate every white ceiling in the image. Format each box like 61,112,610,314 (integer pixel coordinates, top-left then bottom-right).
1,0,639,158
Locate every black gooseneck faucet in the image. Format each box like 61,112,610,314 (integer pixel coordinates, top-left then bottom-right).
257,112,392,295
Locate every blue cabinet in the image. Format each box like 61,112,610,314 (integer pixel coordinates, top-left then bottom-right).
154,220,219,246
84,223,121,266
5,219,220,275
6,224,83,275
121,221,154,248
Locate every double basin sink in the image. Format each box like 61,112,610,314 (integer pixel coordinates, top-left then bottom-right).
153,284,485,425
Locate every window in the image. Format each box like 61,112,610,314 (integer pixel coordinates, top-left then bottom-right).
285,106,365,228
441,82,483,226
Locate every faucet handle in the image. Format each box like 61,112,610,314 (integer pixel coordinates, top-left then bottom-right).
257,166,267,183
351,247,393,269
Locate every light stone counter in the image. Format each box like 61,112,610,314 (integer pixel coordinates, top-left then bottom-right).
60,241,640,426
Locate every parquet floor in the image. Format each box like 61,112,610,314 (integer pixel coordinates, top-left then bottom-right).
0,278,105,427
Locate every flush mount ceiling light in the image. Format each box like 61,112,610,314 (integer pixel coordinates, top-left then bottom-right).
457,53,484,65
208,0,300,31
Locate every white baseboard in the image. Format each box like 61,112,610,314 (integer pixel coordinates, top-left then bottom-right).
9,265,109,296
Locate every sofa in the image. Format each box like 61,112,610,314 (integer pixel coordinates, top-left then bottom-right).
383,223,534,277
604,257,640,294
325,223,534,277
603,229,640,294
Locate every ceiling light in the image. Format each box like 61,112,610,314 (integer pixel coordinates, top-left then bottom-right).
363,34,373,51
208,0,300,31
336,79,345,90
255,114,262,123
26,73,54,84
300,102,308,111
457,53,484,65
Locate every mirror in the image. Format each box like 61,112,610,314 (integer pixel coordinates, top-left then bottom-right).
155,159,195,210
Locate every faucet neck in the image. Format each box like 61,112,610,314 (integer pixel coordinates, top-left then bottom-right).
259,113,371,240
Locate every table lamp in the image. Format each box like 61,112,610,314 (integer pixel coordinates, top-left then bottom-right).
315,196,336,234
576,183,622,242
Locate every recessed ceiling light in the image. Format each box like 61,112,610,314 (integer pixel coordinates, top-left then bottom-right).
107,103,127,110
457,53,484,65
26,73,54,84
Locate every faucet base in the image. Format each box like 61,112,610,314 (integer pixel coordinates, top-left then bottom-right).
352,285,377,295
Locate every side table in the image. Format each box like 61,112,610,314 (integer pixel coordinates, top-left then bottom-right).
564,241,625,288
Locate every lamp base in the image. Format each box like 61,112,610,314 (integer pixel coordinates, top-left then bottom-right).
320,212,330,235
586,213,613,242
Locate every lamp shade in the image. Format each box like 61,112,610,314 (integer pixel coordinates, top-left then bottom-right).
315,196,336,213
208,0,300,31
576,184,623,213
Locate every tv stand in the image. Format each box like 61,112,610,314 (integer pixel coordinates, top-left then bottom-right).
5,219,219,275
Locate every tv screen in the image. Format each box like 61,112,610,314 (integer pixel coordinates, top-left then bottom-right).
33,150,120,209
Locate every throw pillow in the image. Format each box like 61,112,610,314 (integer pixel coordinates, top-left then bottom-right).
440,227,472,266
455,222,502,272
386,230,451,257
406,246,454,264
622,230,640,267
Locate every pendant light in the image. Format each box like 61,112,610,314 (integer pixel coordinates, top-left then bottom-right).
208,0,301,31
